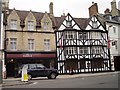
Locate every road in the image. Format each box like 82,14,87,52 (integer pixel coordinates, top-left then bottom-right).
3,72,118,88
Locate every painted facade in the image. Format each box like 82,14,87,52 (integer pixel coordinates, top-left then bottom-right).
55,13,111,74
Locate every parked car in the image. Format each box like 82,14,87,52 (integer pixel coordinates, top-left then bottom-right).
18,64,58,80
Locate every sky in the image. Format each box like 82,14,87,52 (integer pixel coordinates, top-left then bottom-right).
8,0,120,18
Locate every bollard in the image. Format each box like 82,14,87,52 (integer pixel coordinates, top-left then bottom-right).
21,65,28,82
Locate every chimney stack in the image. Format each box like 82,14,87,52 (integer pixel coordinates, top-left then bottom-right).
111,0,118,16
104,8,110,15
2,0,9,11
88,2,98,17
49,2,54,16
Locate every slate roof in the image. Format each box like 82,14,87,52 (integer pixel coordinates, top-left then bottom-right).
4,9,92,30
74,18,90,29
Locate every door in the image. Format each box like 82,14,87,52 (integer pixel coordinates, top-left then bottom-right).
114,56,120,71
6,61,15,77
36,64,47,76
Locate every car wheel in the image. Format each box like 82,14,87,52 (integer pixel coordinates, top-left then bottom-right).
48,73,56,79
28,74,32,80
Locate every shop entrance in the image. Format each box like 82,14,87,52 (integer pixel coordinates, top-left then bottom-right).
6,60,15,77
114,56,120,71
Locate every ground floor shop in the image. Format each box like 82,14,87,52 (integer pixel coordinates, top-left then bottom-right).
5,51,56,77
58,58,111,74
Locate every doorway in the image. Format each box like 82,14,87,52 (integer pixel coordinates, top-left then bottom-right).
6,60,15,77
114,56,120,71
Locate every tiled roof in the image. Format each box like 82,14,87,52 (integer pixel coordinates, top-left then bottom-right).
5,9,92,30
55,16,66,28
74,18,90,29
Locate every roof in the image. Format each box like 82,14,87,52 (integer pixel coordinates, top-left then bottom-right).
74,18,90,29
4,9,92,30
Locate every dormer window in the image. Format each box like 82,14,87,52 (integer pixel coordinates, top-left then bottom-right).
66,21,72,27
28,21,34,31
43,21,49,30
92,21,98,29
10,19,17,30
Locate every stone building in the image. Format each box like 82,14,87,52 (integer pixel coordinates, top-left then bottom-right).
3,2,57,77
2,1,113,77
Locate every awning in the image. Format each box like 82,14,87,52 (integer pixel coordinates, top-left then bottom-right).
7,53,56,59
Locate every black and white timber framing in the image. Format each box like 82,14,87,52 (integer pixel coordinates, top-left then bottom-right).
55,13,111,74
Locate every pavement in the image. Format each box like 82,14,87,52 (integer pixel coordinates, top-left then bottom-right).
1,71,118,87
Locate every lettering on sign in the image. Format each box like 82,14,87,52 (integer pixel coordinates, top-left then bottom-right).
23,54,32,57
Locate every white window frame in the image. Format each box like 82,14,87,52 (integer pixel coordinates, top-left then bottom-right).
28,21,34,31
91,32,101,39
79,32,88,39
92,47,102,54
79,47,88,54
92,21,98,29
66,47,77,55
65,31,75,39
10,19,17,30
44,39,50,51
66,21,72,27
10,38,17,50
28,39,34,51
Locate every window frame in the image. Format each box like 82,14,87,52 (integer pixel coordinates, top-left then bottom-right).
92,21,98,29
27,21,34,31
43,21,49,30
66,20,72,27
66,47,77,55
79,47,88,54
10,38,17,50
10,19,17,30
65,31,75,39
28,39,34,51
44,39,50,51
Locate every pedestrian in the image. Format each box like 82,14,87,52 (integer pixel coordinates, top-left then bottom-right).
3,65,7,79
70,68,73,75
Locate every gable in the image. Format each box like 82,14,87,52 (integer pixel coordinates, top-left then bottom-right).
25,11,36,22
85,16,106,31
8,9,20,22
41,12,52,25
58,13,81,31
41,12,54,32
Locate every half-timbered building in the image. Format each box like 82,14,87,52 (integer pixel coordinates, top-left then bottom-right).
55,13,111,74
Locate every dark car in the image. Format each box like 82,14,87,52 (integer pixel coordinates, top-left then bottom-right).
18,64,58,80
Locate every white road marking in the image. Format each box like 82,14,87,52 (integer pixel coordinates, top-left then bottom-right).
29,82,38,85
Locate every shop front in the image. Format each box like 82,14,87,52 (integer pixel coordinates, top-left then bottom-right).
5,52,56,77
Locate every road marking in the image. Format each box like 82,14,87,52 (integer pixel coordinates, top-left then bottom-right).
81,78,85,80
112,75,116,77
29,82,38,85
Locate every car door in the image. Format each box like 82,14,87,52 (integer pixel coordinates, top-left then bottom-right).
36,64,48,76
28,64,37,77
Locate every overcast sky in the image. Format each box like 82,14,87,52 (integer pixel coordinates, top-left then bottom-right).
9,0,120,18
